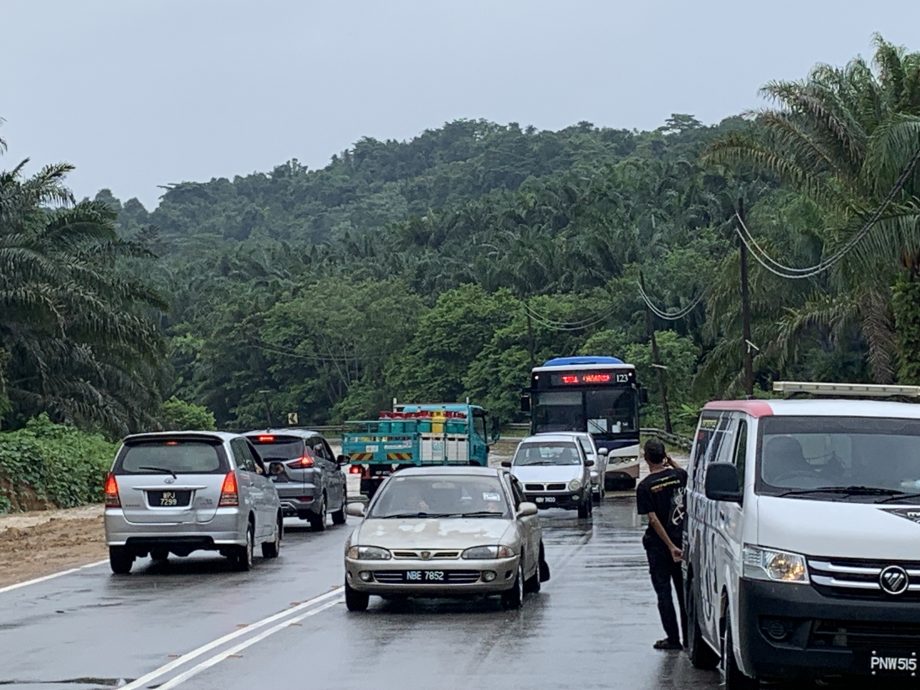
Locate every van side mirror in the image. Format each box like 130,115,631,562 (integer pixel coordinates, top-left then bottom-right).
705,462,742,503
520,393,531,413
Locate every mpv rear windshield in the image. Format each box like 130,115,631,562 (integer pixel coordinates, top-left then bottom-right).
246,436,305,460
116,440,225,475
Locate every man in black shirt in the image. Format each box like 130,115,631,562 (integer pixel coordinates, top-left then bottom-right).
636,437,688,651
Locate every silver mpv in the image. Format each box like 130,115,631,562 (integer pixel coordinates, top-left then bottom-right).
104,432,283,574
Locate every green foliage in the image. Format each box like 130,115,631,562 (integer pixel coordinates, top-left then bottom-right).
160,397,217,431
892,276,920,384
0,415,116,512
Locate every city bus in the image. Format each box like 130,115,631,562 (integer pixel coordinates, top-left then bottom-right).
521,356,645,489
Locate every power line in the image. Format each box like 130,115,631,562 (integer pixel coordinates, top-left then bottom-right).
733,145,920,280
521,300,621,329
635,281,705,321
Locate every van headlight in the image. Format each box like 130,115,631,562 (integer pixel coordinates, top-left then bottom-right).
462,545,514,560
568,479,582,492
346,545,391,560
743,545,808,584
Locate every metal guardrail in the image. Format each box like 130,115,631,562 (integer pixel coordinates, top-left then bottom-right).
641,428,694,451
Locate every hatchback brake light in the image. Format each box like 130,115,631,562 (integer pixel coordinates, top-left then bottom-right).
104,472,120,508
287,455,314,468
219,471,239,507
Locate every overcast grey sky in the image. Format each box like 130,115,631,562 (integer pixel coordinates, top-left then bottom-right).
3,1,919,209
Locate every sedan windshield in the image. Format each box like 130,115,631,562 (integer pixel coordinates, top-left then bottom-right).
368,475,510,519
759,416,920,501
513,441,582,466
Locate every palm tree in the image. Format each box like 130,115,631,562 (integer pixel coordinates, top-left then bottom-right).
705,35,920,383
0,148,167,434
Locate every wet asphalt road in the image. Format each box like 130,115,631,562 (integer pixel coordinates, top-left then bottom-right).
0,497,722,690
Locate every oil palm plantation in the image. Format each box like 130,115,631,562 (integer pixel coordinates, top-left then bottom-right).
0,144,166,434
705,35,920,384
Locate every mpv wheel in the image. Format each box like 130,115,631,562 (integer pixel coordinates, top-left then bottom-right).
233,523,255,572
109,546,133,575
331,493,347,526
309,495,327,532
262,515,282,558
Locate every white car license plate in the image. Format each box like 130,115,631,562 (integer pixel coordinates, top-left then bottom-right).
405,570,445,582
536,496,556,503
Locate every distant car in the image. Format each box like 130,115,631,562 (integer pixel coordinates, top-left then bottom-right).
504,434,595,518
540,431,609,503
245,429,348,531
104,431,283,574
343,466,549,611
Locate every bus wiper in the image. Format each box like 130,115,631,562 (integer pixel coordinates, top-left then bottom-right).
775,485,900,498
138,466,178,480
875,492,920,504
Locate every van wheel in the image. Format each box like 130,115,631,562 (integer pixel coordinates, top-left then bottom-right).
345,580,369,612
309,495,327,532
262,515,282,558
687,576,719,670
723,615,759,689
109,546,133,575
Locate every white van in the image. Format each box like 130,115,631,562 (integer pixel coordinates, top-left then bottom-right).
684,382,920,688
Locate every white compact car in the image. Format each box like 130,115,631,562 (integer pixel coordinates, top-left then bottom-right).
684,382,920,688
505,434,595,518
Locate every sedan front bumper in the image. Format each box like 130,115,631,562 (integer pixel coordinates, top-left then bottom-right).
345,556,520,596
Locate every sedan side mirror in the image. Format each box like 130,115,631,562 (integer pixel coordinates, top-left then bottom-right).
584,459,595,467
597,447,609,456
501,460,512,468
705,462,742,503
346,502,366,518
517,502,538,518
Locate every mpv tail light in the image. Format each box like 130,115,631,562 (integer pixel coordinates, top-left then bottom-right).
104,472,120,508
219,471,239,507
287,455,314,469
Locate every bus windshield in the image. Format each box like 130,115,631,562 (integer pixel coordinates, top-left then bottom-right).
533,388,637,435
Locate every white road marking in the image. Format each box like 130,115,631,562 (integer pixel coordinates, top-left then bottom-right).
157,599,342,689
0,559,108,595
120,587,343,690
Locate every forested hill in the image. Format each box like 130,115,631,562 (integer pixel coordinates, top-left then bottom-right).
91,114,756,430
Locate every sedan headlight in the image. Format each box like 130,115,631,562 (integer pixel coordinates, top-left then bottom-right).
462,545,515,560
743,545,808,584
568,478,582,492
346,545,391,561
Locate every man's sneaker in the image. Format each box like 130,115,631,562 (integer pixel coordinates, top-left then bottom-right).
653,638,683,650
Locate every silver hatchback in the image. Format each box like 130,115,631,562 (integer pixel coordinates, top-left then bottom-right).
104,431,283,574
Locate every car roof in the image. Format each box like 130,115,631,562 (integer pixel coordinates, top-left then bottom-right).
517,434,580,444
388,466,503,478
122,430,239,443
703,399,920,419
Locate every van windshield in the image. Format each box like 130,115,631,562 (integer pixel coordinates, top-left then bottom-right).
758,416,920,501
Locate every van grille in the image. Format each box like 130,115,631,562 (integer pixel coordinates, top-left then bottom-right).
810,620,920,649
809,557,920,601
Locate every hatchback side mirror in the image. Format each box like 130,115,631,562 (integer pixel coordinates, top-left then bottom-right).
705,462,742,503
597,447,609,456
584,459,595,467
517,502,538,517
346,503,366,518
501,460,512,468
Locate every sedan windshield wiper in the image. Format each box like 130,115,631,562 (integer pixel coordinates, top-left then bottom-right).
875,492,920,504
458,511,506,518
380,512,460,519
138,465,178,479
775,485,901,498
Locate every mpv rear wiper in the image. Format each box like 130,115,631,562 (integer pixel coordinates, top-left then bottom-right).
138,465,178,480
875,492,920,504
775,485,900,498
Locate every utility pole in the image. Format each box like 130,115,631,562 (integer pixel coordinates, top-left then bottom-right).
639,271,672,433
736,198,755,398
525,297,536,370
